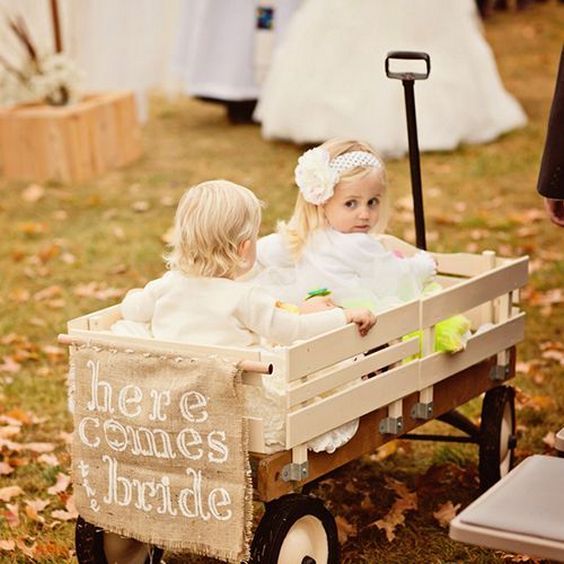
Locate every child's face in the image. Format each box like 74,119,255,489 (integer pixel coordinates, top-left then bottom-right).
323,169,384,233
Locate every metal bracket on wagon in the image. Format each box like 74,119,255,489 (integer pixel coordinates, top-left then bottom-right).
489,364,510,382
281,461,309,482
379,416,404,435
411,401,434,420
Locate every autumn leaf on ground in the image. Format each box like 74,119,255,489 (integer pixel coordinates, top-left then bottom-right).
17,222,48,235
4,408,32,426
335,515,358,545
25,498,50,523
0,461,15,475
23,442,56,454
51,495,78,522
542,431,556,449
21,184,45,203
0,486,24,502
0,356,22,374
0,540,15,551
366,478,418,542
38,453,59,467
73,282,125,301
47,472,71,495
33,285,63,302
3,503,20,528
15,539,36,558
0,426,21,439
433,500,461,528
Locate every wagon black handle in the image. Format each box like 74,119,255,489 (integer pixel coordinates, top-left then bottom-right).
385,51,431,81
385,51,431,250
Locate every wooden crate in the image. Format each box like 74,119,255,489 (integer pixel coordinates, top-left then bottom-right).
0,91,142,183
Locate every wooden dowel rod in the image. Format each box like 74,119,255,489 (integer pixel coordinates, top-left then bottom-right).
57,334,273,374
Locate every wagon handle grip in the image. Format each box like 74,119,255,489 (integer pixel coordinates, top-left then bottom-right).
385,50,430,250
385,51,430,81
57,334,273,374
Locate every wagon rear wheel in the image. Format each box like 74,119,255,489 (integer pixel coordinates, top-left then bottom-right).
75,516,164,564
251,494,339,564
479,385,516,491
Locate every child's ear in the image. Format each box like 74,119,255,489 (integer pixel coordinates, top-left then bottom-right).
238,239,251,257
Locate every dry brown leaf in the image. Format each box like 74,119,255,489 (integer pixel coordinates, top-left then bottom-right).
24,442,56,454
15,539,36,558
0,540,15,551
433,500,461,528
73,282,125,301
373,508,406,542
4,504,20,528
0,426,21,439
22,184,45,203
0,486,23,502
5,408,32,425
8,289,30,304
542,431,556,449
131,200,150,212
47,472,71,495
0,462,15,476
0,356,22,374
25,499,50,523
17,222,48,235
33,285,62,302
360,493,375,512
38,454,59,467
58,431,73,445
335,515,357,545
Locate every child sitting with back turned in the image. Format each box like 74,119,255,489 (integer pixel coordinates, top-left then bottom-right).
120,179,376,345
119,180,375,453
255,138,470,352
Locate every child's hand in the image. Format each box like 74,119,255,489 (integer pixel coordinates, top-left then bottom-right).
299,296,336,314
344,308,377,336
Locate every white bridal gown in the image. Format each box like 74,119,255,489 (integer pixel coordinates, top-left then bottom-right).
256,0,527,157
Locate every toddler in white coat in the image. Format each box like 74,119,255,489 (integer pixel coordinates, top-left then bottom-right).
256,138,437,312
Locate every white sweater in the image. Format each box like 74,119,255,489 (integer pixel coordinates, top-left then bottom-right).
120,270,347,347
255,228,436,312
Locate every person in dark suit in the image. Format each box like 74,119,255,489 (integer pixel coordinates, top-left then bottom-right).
537,47,564,227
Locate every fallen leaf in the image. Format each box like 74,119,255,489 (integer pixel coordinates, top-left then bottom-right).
0,357,21,374
17,222,48,236
3,503,19,528
131,200,150,212
0,426,21,439
0,462,15,475
25,498,50,523
335,515,357,545
24,442,56,454
372,508,406,542
58,431,73,445
22,184,45,203
33,285,62,302
433,500,461,527
0,486,23,502
38,454,59,467
542,431,556,449
47,473,71,495
15,539,36,558
8,289,30,304
0,540,15,551
5,408,31,425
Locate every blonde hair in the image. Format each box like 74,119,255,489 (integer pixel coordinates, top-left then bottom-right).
166,180,262,278
281,138,389,258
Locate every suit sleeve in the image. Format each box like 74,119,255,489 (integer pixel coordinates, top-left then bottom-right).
537,47,564,200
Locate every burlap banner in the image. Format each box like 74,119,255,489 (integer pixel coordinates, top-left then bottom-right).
70,343,252,563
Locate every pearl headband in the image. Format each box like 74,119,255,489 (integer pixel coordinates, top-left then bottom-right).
294,147,383,205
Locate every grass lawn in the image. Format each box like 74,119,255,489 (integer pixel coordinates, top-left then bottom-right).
0,3,563,562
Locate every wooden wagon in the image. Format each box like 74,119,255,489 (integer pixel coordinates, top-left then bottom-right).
60,236,528,563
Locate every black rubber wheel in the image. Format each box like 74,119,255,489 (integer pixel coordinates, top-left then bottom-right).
479,385,516,491
75,516,164,564
250,494,340,564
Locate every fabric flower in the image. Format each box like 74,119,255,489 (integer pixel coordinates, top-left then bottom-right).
294,147,339,205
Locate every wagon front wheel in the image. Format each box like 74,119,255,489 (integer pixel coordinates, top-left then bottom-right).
251,494,339,564
75,516,164,564
479,385,516,491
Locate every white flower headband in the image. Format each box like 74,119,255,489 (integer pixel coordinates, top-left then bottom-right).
294,147,383,205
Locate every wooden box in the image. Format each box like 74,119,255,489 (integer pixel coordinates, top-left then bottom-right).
0,91,142,183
